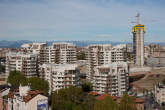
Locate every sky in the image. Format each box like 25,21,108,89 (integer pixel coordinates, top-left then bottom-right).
0,0,165,42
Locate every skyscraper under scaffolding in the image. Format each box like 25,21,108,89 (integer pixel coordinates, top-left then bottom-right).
132,13,145,67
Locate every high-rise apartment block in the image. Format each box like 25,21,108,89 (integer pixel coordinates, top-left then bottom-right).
86,44,126,81
40,63,80,93
132,13,145,67
6,52,38,78
93,62,129,96
21,42,77,65
49,42,77,64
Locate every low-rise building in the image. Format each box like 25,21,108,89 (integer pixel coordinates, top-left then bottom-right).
40,63,80,93
154,83,165,105
8,85,48,110
93,62,129,96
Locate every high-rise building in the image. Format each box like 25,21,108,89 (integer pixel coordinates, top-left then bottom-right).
49,42,77,64
21,42,77,65
6,52,38,78
93,62,129,96
132,13,145,67
40,63,80,93
86,44,126,81
21,43,49,65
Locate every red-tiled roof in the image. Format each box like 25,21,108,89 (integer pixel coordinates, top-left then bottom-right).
88,91,99,96
8,89,44,103
96,93,118,100
135,98,144,103
95,93,144,104
8,92,14,99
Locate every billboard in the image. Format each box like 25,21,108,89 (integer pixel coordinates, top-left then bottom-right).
37,99,48,110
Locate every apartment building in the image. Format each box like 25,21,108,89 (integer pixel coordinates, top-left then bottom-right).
86,44,126,81
40,63,80,93
21,42,77,65
8,85,48,110
154,83,165,105
93,62,129,96
49,42,77,64
6,52,38,78
21,43,48,65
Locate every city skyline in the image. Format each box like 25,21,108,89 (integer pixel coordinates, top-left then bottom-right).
0,0,165,42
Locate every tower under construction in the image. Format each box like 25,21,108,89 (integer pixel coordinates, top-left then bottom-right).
132,13,145,67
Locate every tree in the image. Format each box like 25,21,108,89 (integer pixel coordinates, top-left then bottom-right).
51,86,83,110
28,77,49,95
7,70,28,87
94,96,119,110
81,81,93,92
162,78,165,85
83,94,96,110
77,52,86,60
119,93,137,110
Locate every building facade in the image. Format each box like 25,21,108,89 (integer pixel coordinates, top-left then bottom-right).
86,44,126,81
40,63,80,93
8,86,48,110
154,83,165,105
6,52,38,78
132,14,145,67
93,62,129,96
21,42,77,65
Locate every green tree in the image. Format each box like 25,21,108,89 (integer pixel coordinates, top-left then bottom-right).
119,93,137,110
81,81,93,92
162,78,165,85
7,70,28,87
94,96,119,110
77,52,86,60
51,86,83,110
83,94,96,110
28,77,49,95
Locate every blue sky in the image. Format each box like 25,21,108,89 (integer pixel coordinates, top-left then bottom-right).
0,0,165,42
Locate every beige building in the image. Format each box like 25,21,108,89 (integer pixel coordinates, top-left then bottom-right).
8,86,48,110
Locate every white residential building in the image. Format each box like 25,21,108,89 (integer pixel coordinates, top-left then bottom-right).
6,52,38,78
49,42,77,64
154,83,165,105
40,63,80,93
21,42,77,65
21,43,49,65
93,62,129,96
86,44,126,81
8,85,48,110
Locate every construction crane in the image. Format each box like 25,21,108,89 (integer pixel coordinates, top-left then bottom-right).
131,13,140,25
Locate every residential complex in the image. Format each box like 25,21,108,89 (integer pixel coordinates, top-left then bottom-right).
86,44,126,81
21,43,48,65
21,42,77,65
49,42,77,64
5,52,38,78
40,63,80,93
93,62,129,96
